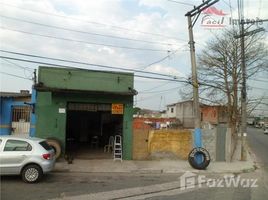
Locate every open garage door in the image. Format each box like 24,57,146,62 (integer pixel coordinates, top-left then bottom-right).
66,102,123,159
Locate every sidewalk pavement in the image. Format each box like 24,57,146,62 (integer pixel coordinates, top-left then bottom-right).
54,141,256,174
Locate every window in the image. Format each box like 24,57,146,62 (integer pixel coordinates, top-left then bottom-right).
171,108,174,113
39,141,52,151
4,140,32,151
12,106,31,122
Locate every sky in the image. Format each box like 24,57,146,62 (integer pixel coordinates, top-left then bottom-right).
0,0,268,115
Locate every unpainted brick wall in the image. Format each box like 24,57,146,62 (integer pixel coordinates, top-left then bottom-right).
132,129,150,160
148,129,192,160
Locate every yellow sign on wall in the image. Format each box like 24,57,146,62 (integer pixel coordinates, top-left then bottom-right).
112,104,124,114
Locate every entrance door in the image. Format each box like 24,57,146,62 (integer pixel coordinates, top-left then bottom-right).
65,102,123,159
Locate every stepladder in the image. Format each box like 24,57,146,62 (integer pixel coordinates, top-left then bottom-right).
114,135,122,161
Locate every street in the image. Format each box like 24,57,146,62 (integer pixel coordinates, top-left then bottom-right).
1,127,268,200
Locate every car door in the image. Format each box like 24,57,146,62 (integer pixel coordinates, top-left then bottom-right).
0,139,33,175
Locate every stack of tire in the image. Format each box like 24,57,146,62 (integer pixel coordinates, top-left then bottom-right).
188,147,211,170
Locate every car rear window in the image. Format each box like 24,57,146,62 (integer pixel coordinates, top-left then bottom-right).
39,141,53,150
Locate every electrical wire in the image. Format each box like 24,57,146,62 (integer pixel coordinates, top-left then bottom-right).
1,58,34,72
0,55,189,84
0,15,180,46
0,71,32,80
167,0,194,7
0,27,170,52
0,2,182,41
134,49,180,70
0,50,187,80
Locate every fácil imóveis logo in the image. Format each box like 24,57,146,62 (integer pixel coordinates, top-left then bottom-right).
200,6,228,28
200,6,264,29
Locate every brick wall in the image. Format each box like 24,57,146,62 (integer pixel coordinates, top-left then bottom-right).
148,129,192,160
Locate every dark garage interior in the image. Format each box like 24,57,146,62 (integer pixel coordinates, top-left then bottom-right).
65,103,123,159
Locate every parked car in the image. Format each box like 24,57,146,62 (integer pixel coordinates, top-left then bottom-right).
0,135,55,183
264,128,268,135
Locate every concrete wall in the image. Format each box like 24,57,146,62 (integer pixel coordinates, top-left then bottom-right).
201,129,217,161
35,91,133,159
38,67,134,93
148,129,192,160
176,101,194,128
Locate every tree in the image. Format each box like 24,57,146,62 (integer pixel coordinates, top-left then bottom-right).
196,28,267,134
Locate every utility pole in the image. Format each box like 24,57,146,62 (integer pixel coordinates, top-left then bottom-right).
185,0,219,148
240,19,247,161
33,69,37,85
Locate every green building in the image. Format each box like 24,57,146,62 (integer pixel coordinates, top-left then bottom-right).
34,66,135,160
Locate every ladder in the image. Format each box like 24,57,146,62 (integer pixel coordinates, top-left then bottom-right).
113,135,122,161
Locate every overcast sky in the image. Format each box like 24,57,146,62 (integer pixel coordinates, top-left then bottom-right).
0,0,267,114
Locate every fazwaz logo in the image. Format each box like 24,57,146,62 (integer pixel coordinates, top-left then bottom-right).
201,6,228,28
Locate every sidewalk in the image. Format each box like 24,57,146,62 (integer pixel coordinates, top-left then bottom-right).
54,141,255,174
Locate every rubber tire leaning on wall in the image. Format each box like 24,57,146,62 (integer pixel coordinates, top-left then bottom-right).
46,138,62,159
188,147,211,170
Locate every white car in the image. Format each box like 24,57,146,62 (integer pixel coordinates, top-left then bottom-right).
264,128,268,135
0,135,55,183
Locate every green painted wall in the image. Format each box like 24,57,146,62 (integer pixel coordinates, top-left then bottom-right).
35,67,134,160
38,66,134,93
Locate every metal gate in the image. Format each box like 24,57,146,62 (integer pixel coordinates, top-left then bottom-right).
11,106,31,135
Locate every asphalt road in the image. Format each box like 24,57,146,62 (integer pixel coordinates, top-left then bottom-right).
146,126,268,200
247,127,268,171
1,127,267,200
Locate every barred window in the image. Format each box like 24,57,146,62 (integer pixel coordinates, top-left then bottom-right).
12,106,31,122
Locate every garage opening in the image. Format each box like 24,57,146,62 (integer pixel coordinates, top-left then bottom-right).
66,102,123,159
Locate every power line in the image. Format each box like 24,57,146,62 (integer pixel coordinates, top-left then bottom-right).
140,82,173,92
167,0,194,7
0,55,189,84
0,2,182,41
0,50,187,80
0,27,170,52
0,15,181,46
0,71,32,80
139,86,181,93
134,49,180,70
1,58,34,72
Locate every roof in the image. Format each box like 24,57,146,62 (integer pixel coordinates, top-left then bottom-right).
34,86,137,96
167,100,193,107
0,92,31,98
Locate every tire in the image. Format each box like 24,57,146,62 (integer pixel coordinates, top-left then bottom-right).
188,147,211,170
21,164,43,183
46,139,62,159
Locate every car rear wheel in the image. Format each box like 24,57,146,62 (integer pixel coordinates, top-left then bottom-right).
21,164,43,183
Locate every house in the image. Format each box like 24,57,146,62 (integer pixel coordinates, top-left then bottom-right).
166,100,195,128
0,90,32,135
33,66,136,160
166,100,228,128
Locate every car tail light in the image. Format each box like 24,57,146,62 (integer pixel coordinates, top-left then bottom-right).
42,153,51,160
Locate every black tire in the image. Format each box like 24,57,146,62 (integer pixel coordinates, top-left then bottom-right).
21,164,43,183
46,139,62,159
188,147,211,170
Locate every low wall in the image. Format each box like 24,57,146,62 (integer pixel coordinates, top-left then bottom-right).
148,129,192,160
